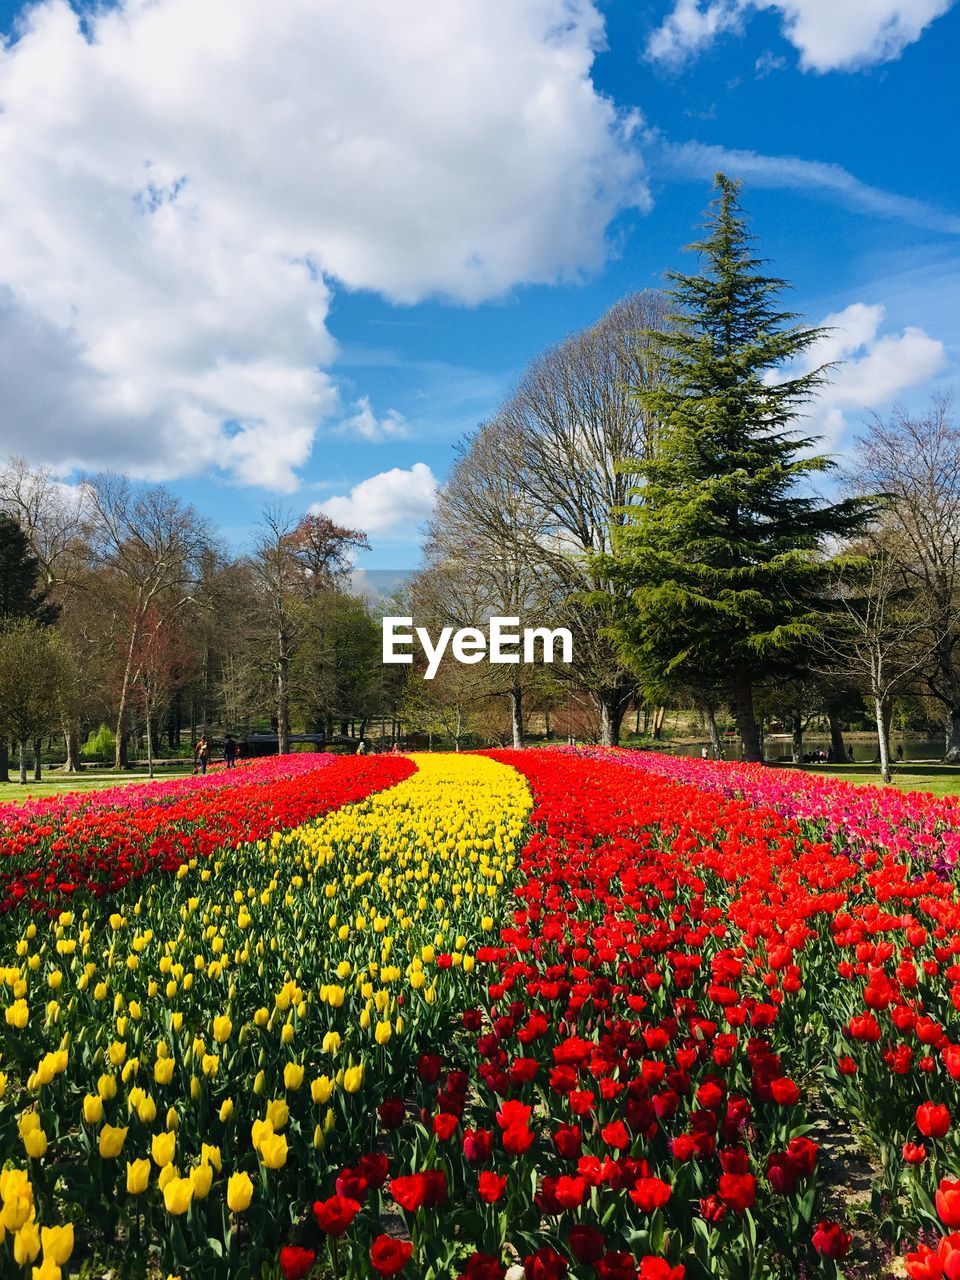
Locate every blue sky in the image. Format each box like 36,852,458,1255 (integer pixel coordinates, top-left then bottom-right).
0,0,956,567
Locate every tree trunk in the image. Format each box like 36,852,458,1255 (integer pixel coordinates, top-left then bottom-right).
791,711,803,763
827,706,847,763
145,696,155,779
652,706,665,740
62,725,83,773
117,730,129,769
702,703,722,759
115,617,140,770
731,663,763,763
18,741,27,785
943,707,960,763
33,738,42,781
0,741,9,783
276,622,290,756
875,696,892,783
597,685,630,747
509,686,524,749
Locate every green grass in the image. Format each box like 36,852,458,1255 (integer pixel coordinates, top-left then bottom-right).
0,768,194,804
797,762,960,798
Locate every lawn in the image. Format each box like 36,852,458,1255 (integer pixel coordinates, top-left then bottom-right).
799,761,960,797
0,767,194,803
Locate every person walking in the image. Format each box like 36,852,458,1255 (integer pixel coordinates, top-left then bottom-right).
224,735,237,769
356,739,367,756
195,736,210,775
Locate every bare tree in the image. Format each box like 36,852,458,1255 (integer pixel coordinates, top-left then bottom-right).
852,395,960,761
424,418,555,748
86,476,210,768
815,550,933,783
499,291,668,743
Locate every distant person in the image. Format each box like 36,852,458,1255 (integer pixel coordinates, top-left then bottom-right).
896,744,904,762
356,739,367,756
224,736,237,769
848,745,855,762
195,737,210,775
700,746,709,760
390,742,401,755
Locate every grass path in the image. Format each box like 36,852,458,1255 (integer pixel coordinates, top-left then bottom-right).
0,768,194,803
798,761,960,797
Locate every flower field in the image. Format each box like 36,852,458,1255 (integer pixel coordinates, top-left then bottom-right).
3,749,960,1280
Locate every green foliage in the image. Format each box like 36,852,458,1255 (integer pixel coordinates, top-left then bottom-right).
0,512,59,626
0,617,63,746
602,175,874,706
82,723,118,760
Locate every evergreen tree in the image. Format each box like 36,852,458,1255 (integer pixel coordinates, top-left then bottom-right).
604,175,873,761
0,513,59,626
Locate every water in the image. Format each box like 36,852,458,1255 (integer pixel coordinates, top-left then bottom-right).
668,737,947,763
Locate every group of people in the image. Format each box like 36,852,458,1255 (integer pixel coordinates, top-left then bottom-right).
192,735,239,774
355,740,404,756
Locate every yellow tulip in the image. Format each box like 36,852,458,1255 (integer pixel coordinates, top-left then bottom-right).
31,1259,61,1280
311,1076,334,1105
14,1220,41,1265
40,1224,74,1265
190,1163,213,1199
213,1015,232,1044
226,1171,253,1213
154,1057,175,1086
151,1131,176,1167
162,1176,194,1215
258,1132,288,1169
343,1064,364,1093
82,1094,103,1125
265,1098,289,1130
98,1125,128,1159
283,1062,304,1091
23,1128,47,1159
126,1159,151,1194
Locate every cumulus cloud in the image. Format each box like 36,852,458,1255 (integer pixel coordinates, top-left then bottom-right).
789,303,946,446
335,397,408,443
317,462,438,535
647,0,952,71
0,0,643,487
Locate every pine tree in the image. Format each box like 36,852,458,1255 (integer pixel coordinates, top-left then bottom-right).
0,513,59,626
606,175,873,761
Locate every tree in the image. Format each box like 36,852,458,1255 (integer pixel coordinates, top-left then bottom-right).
501,291,668,744
814,550,933,782
423,419,554,748
603,175,873,761
250,508,366,754
0,620,63,783
850,396,960,761
86,476,210,769
0,514,59,626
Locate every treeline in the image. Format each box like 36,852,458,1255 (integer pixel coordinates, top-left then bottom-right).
3,173,958,781
0,474,403,781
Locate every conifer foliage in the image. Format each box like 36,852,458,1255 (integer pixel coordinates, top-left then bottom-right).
605,174,872,761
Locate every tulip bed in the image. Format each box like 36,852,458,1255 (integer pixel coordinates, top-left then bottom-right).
3,749,960,1280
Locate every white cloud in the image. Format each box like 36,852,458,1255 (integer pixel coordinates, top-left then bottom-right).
660,140,960,235
790,303,946,446
317,462,438,536
647,0,953,71
0,0,643,487
336,397,408,443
